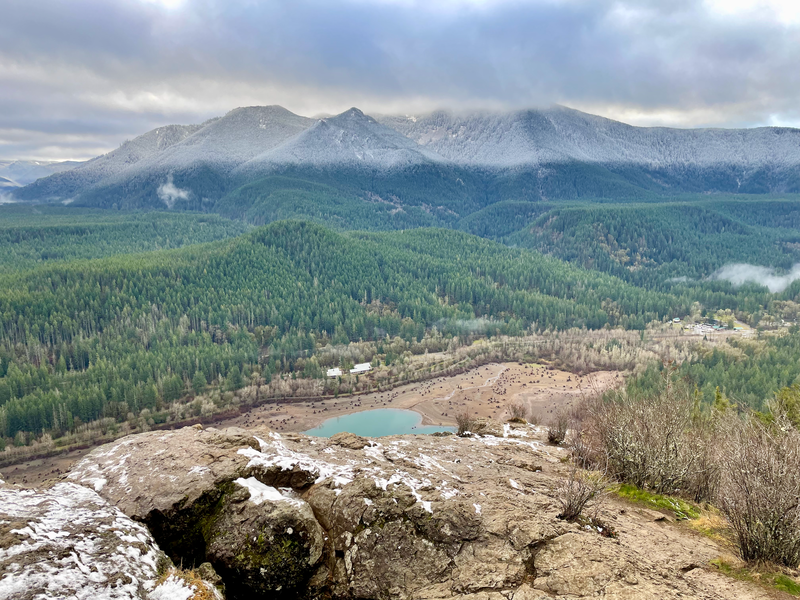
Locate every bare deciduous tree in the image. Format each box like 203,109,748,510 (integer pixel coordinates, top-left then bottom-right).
578,369,706,495
455,411,487,436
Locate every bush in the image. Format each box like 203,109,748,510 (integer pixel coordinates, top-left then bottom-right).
577,369,711,496
547,410,569,444
717,412,800,566
508,402,528,422
455,411,486,436
556,467,608,521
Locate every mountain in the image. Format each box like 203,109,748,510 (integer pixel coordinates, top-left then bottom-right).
378,107,800,193
0,176,16,189
236,108,443,173
378,106,800,169
0,159,82,187
15,106,317,209
145,105,315,172
12,104,800,212
13,124,203,201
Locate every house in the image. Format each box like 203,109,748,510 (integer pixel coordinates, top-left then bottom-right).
327,367,343,378
350,363,372,374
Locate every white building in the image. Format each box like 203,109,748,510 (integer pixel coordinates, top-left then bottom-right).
350,363,372,374
327,367,343,378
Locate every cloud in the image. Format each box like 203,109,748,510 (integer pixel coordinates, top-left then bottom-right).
1,0,800,159
156,173,190,208
710,263,800,293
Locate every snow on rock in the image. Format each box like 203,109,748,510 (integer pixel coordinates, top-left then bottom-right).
233,477,303,506
148,575,197,600
0,481,168,600
236,107,445,174
65,421,764,599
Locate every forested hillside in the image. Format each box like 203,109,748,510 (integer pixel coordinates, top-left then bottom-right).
0,219,694,442
0,205,249,271
460,197,800,287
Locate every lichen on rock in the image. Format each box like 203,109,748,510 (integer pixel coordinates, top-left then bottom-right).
65,422,777,600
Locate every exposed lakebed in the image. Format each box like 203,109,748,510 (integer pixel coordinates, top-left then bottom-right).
303,408,455,437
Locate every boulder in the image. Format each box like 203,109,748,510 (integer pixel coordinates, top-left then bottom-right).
68,424,774,600
0,480,168,599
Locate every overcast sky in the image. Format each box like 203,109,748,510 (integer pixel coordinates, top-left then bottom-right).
2,0,800,160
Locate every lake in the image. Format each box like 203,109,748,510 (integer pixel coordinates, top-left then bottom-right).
303,408,456,438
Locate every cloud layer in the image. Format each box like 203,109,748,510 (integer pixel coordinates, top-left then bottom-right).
2,0,800,160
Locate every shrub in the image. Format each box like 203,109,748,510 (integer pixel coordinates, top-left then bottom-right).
456,411,486,436
547,410,569,444
508,402,528,422
577,368,710,496
717,412,800,566
556,467,608,521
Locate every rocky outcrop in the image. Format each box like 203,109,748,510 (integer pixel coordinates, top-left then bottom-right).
66,424,772,600
0,476,224,600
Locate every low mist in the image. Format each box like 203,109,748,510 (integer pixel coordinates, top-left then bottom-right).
710,263,800,293
157,174,190,209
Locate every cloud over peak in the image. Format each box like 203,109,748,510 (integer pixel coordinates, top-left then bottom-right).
2,0,800,160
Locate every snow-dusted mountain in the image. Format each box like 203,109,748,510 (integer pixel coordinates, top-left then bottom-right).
14,124,203,201
377,106,800,171
236,108,443,174
0,159,82,187
12,104,800,209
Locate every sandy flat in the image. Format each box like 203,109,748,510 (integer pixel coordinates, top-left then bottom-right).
226,362,621,434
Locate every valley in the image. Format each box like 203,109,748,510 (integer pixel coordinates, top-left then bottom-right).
4,105,800,600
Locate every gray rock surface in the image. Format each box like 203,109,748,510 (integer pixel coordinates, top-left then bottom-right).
66,423,775,599
0,480,168,599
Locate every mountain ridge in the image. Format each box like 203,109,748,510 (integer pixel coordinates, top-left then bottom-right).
11,104,800,210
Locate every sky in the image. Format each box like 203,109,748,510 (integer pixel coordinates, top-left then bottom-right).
1,0,800,161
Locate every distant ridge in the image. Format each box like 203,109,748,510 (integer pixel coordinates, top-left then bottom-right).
0,159,82,188
11,104,800,209
377,106,800,170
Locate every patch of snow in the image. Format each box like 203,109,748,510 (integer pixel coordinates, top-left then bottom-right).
234,477,304,506
149,574,197,600
474,503,482,515
240,438,354,487
0,482,164,599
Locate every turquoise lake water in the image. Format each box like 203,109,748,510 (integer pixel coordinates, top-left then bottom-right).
303,408,455,437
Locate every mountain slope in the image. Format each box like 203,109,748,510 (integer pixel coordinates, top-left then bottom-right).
0,159,82,187
378,106,800,170
12,124,203,201
236,108,443,173
378,106,800,194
